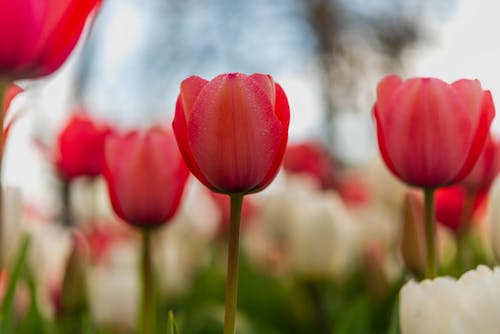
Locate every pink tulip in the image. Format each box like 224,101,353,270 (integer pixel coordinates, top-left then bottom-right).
173,73,290,194
103,127,189,228
373,75,495,188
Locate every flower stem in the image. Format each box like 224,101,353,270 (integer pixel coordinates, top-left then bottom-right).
423,187,437,279
0,81,7,268
224,193,244,334
139,228,155,334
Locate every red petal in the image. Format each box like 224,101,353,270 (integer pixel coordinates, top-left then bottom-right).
452,90,495,183
38,0,100,76
180,75,209,119
251,82,290,192
375,74,403,115
248,74,276,108
172,95,213,189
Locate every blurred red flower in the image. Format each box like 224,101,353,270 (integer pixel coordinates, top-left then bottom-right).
210,191,256,236
283,141,337,189
103,127,189,228
373,75,495,188
435,185,485,232
55,110,112,181
0,0,100,80
461,133,500,193
173,73,290,194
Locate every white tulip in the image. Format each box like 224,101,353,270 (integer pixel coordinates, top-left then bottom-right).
488,176,500,260
400,265,500,334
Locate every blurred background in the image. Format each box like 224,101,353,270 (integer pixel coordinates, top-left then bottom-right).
6,0,499,198
3,0,500,333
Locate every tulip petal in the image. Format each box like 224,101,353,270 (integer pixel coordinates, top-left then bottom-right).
0,0,46,70
375,74,403,115
252,82,290,192
249,74,276,108
452,90,495,183
38,0,99,76
173,95,213,189
180,75,209,118
188,73,283,192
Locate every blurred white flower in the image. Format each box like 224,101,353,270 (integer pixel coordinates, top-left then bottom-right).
2,186,23,262
88,240,138,330
488,176,500,260
155,179,220,296
70,177,115,224
400,265,500,334
248,175,360,281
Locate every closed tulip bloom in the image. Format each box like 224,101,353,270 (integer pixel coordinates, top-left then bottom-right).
462,134,500,193
373,75,495,188
173,73,290,194
0,0,100,80
55,111,112,181
103,127,189,228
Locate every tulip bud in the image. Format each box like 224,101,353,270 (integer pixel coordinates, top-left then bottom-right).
173,73,290,194
373,75,495,188
103,127,189,228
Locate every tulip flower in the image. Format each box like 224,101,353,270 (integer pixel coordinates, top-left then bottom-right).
173,72,290,334
373,75,495,278
103,126,189,334
400,266,500,334
55,111,112,181
0,0,100,81
173,73,289,194
103,127,189,228
283,141,336,189
54,110,111,226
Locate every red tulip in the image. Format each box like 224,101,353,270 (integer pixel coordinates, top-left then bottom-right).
461,134,500,193
373,75,495,188
283,141,336,189
55,111,111,181
103,127,189,228
0,0,100,80
173,73,290,194
435,185,485,232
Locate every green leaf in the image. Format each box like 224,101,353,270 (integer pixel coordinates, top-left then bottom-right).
167,310,179,334
1,233,31,332
388,297,401,334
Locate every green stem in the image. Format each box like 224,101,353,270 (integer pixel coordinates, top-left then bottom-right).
0,80,7,268
139,228,155,334
305,281,331,334
423,188,437,279
61,180,73,227
223,193,244,334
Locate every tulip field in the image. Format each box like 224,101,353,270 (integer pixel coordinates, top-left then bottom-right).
2,1,500,334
